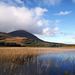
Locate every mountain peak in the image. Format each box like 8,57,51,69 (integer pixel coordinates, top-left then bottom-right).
8,30,43,42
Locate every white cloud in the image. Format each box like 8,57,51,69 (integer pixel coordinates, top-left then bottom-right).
37,27,59,37
37,19,51,27
54,11,72,15
72,36,75,39
63,41,75,44
0,0,24,6
14,0,24,4
44,0,61,6
0,3,59,37
37,21,43,26
0,0,61,7
54,27,59,31
0,0,17,6
72,0,75,3
0,5,45,33
34,7,48,17
34,0,61,6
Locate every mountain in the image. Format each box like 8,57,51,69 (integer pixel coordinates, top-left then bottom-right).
0,30,69,47
0,30,46,46
8,30,44,42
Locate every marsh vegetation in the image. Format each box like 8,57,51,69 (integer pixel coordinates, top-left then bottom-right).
0,47,75,75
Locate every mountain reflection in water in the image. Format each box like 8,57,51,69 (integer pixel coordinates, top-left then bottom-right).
0,51,75,75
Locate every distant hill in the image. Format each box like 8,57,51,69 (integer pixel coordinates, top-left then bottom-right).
8,30,44,42
0,30,74,47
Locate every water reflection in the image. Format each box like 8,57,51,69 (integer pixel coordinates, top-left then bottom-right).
0,51,75,75
37,52,75,75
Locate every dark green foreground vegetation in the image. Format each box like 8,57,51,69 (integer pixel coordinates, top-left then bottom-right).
0,42,21,47
0,39,75,47
23,39,75,47
23,39,65,47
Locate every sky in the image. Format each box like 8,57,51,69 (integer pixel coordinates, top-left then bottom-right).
0,0,75,44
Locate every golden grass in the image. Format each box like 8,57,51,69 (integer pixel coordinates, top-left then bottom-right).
0,37,28,45
0,47,75,55
0,47,75,64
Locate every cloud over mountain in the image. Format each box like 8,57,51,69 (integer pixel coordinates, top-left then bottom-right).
0,1,59,37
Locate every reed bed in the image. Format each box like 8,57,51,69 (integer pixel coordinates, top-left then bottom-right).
0,47,75,64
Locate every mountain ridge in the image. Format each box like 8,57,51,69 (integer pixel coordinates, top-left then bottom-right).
0,30,63,44
0,30,73,47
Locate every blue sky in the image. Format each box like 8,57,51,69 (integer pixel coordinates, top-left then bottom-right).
0,0,75,44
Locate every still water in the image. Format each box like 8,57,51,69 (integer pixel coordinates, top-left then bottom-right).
0,51,75,75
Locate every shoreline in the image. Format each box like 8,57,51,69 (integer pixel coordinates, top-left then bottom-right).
0,47,75,54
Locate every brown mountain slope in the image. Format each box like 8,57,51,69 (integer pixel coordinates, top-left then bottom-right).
8,30,44,42
0,30,44,46
0,37,28,46
0,32,11,38
0,30,46,46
